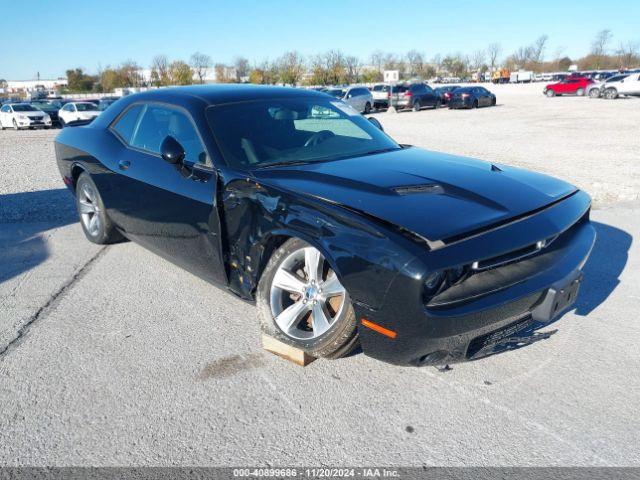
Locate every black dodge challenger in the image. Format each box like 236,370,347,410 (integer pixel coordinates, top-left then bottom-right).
54,85,595,366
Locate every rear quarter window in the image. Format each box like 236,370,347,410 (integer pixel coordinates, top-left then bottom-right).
111,104,144,144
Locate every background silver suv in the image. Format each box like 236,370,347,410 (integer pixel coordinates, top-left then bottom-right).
323,86,373,113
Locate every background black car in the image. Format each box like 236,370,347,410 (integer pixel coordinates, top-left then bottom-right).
98,97,120,111
434,85,461,105
390,83,440,111
449,86,496,109
29,100,63,126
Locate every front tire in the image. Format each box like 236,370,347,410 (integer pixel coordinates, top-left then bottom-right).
413,100,421,112
589,88,601,98
364,102,371,114
75,173,124,244
546,89,555,97
257,238,358,359
576,88,585,96
13,119,19,131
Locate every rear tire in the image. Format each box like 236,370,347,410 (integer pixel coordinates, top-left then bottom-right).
75,173,124,245
257,238,358,359
603,88,618,99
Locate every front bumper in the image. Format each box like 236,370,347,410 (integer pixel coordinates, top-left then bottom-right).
354,192,596,366
16,118,51,128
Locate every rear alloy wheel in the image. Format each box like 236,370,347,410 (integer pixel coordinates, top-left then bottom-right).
576,88,585,96
603,88,618,100
546,89,555,97
364,102,371,114
258,238,358,359
413,100,421,112
76,173,124,244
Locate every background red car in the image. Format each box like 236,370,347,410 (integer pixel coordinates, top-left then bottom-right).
544,76,594,97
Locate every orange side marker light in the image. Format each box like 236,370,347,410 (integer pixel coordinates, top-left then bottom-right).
361,318,397,339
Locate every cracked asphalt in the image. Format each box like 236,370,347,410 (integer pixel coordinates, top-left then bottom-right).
1,101,639,466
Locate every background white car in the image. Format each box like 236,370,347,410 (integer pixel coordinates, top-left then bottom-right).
0,103,52,130
58,102,100,126
588,73,630,98
601,72,640,99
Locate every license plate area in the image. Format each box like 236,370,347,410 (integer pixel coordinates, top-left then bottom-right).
531,271,582,323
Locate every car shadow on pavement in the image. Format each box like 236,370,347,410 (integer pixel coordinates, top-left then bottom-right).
470,220,631,363
0,188,77,285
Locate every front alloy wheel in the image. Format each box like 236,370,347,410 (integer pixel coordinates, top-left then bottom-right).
258,238,358,358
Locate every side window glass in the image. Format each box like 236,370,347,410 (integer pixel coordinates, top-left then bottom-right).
131,105,207,164
112,104,143,143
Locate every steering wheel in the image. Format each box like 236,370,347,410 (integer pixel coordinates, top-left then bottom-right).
304,130,335,148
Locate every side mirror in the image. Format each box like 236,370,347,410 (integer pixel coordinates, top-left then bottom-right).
368,117,384,131
160,136,185,164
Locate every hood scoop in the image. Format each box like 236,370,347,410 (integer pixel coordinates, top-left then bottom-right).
393,184,445,196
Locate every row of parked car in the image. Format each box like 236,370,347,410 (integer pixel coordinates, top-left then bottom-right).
543,71,640,99
319,83,497,113
0,97,120,130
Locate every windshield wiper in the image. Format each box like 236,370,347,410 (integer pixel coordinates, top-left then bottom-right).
255,160,313,169
359,147,402,157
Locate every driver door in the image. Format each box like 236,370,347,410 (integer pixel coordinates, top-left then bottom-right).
103,102,226,285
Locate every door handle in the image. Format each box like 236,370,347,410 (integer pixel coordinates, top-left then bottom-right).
118,160,131,171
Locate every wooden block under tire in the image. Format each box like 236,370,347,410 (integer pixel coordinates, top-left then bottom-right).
261,334,316,366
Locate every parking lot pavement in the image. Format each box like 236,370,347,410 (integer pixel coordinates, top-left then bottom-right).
1,97,639,466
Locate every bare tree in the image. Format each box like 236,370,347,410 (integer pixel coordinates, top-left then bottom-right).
471,49,486,71
591,29,612,57
370,50,384,75
277,51,305,85
487,43,501,72
344,55,361,83
405,50,424,77
190,52,212,84
531,35,549,64
234,57,250,82
150,55,170,86
616,41,640,69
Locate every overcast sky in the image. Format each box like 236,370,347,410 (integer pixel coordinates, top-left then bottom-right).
3,0,639,79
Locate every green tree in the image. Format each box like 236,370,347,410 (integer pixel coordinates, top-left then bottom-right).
169,60,193,85
66,68,96,92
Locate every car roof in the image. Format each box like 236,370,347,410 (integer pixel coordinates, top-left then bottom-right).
128,84,328,106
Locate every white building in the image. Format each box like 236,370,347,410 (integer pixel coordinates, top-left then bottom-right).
6,78,68,93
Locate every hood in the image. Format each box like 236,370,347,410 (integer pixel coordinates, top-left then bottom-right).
25,112,45,118
253,147,577,245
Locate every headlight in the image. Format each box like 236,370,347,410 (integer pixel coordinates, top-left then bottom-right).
424,271,445,295
18,114,27,120
43,115,51,122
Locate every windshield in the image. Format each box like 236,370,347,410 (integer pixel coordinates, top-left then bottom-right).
12,104,39,112
207,96,399,169
324,89,345,98
76,103,97,111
